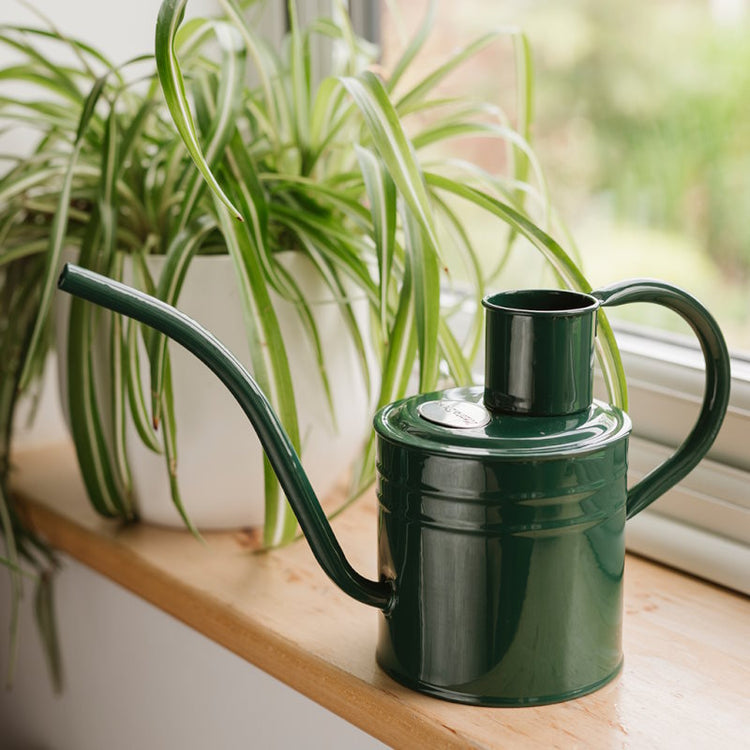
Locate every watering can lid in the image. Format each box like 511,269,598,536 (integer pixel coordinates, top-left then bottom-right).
374,386,631,460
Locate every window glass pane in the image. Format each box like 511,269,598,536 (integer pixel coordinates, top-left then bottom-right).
380,0,750,353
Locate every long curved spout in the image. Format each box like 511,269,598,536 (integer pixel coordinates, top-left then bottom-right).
58,263,394,612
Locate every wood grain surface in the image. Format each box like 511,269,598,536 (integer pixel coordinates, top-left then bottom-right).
11,443,750,749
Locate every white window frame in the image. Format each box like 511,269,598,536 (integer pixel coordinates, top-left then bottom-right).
604,327,750,593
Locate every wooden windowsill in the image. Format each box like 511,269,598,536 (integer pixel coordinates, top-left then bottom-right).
11,443,749,748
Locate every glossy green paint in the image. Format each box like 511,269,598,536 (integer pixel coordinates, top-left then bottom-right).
58,265,730,706
375,388,628,705
483,289,599,416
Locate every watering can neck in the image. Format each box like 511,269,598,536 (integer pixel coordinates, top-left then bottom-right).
57,263,395,612
482,289,600,417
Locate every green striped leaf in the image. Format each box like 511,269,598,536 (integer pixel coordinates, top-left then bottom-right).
401,206,440,392
358,262,418,482
2,24,118,77
272,262,336,426
263,173,371,229
148,218,215,426
0,166,69,207
411,120,548,211
512,30,533,189
287,0,311,163
0,30,84,102
340,71,442,262
33,571,63,693
155,0,242,220
175,20,246,233
125,317,162,454
98,103,120,271
0,259,45,687
108,252,133,506
287,236,374,403
214,197,300,546
355,145,396,336
216,0,278,132
128,253,163,451
395,31,503,115
438,317,472,387
0,240,48,267
66,306,124,516
431,192,485,362
386,0,437,94
340,73,443,391
66,218,131,519
18,74,107,390
0,64,86,106
269,204,378,303
309,76,350,161
160,356,201,538
224,131,290,294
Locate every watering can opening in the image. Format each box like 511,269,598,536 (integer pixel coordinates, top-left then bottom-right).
482,288,600,417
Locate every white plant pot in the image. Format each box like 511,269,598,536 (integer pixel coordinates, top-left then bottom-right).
55,252,376,530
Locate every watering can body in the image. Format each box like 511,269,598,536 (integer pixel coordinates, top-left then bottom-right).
58,266,730,707
375,387,629,705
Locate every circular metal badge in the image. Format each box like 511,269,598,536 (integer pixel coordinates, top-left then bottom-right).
417,399,491,430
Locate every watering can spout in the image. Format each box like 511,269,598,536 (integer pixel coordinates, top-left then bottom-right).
57,263,395,612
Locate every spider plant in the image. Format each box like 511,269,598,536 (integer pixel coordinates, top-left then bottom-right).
0,252,61,689
1,0,627,686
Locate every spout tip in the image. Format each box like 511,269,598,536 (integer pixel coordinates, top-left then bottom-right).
57,262,72,291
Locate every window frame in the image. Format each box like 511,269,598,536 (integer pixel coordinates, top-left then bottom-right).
602,327,750,593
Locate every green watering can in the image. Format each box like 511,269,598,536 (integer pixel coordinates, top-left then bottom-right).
58,264,730,706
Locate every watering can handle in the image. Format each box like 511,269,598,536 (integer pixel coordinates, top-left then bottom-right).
592,279,731,519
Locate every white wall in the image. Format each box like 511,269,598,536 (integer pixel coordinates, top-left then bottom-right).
0,555,384,750
2,0,219,64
